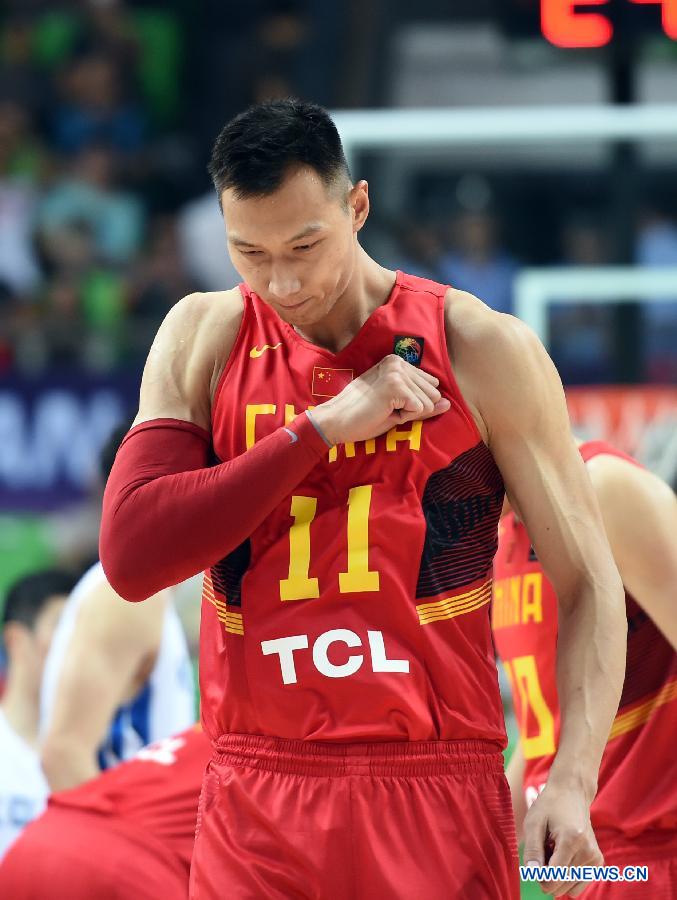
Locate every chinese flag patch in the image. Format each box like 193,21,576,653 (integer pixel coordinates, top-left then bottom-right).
311,366,354,397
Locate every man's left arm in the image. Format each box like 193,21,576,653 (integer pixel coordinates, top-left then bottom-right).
448,293,626,896
41,580,166,791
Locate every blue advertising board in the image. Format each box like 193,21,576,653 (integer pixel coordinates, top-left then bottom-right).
0,370,141,511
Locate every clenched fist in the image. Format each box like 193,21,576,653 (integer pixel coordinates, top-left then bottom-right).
309,354,450,446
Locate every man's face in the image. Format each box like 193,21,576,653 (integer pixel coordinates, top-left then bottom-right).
221,166,368,327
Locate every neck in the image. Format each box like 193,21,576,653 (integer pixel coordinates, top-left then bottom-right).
293,248,396,353
1,672,39,749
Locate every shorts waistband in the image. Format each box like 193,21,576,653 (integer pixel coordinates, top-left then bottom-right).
213,733,504,777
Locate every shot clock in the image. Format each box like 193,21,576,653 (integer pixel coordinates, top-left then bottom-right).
541,0,677,47
501,1,677,47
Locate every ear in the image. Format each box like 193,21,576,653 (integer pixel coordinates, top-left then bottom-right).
2,621,27,656
350,180,370,233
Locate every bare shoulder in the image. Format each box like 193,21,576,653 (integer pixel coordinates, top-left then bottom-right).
444,288,547,376
443,288,558,440
586,452,676,514
136,288,244,431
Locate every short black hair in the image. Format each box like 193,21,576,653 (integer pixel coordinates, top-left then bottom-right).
208,98,351,201
3,569,76,630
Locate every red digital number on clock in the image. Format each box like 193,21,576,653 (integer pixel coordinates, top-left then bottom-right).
541,0,677,48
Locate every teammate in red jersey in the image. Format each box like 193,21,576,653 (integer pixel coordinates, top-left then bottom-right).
0,726,210,899
494,440,677,898
99,99,626,898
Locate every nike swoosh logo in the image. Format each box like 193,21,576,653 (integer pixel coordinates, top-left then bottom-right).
250,343,282,358
283,428,298,444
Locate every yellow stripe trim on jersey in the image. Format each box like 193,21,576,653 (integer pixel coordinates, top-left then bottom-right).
609,678,677,740
416,580,492,625
203,590,244,635
212,610,244,636
417,580,490,614
419,593,492,625
202,571,244,634
417,581,492,622
208,594,228,613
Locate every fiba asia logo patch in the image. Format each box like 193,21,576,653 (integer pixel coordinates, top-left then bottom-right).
393,335,425,366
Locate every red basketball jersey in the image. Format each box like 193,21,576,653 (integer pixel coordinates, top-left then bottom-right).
201,271,507,744
51,726,210,869
493,441,677,836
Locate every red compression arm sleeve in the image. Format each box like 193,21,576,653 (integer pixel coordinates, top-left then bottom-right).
99,415,328,602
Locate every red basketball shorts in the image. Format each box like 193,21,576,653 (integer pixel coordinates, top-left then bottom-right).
190,734,519,899
581,830,677,899
0,805,188,900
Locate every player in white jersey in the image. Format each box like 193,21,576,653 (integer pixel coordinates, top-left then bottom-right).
40,424,195,790
0,569,75,857
40,561,195,787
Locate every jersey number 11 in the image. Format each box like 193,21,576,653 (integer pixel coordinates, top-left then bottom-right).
281,485,381,601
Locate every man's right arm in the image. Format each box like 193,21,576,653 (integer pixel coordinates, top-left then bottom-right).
133,290,237,430
100,293,448,602
99,290,330,602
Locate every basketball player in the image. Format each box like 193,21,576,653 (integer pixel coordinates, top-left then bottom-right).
0,569,74,857
40,425,194,790
494,440,677,898
99,100,626,898
0,725,211,899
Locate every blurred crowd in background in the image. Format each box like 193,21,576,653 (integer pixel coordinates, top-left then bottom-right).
2,0,677,382
0,0,301,374
0,0,347,374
